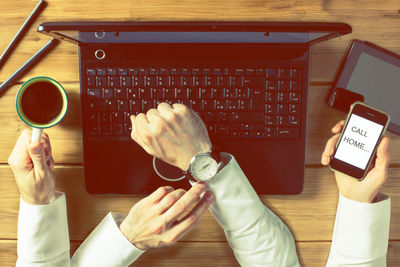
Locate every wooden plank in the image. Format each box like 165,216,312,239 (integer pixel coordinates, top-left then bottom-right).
1,84,399,165
1,239,400,267
1,166,400,241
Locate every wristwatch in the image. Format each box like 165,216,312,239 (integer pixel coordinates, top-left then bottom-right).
184,147,222,182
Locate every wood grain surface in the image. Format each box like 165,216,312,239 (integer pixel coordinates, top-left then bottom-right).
1,0,400,266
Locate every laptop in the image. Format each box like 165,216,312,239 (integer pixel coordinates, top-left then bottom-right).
37,22,351,194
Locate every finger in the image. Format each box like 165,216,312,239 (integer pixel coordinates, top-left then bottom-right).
331,120,345,134
41,134,52,160
155,189,187,215
130,115,154,155
321,133,340,165
374,136,390,172
172,103,189,112
163,182,207,223
164,191,214,244
145,186,175,205
146,108,162,123
8,129,33,168
157,102,173,113
28,142,50,178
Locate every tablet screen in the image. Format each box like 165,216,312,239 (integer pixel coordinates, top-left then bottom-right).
346,52,400,125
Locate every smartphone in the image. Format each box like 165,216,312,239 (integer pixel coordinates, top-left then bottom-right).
329,101,390,179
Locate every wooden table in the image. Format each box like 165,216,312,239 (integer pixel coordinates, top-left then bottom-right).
1,0,400,266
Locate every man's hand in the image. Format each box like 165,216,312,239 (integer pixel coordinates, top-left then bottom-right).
130,103,211,171
321,120,390,203
8,129,55,205
119,182,214,250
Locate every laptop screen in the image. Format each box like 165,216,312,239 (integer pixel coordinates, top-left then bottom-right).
37,22,351,45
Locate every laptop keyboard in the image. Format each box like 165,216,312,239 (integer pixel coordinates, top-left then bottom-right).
85,65,303,139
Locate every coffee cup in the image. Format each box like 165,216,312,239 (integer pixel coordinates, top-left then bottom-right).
16,76,68,142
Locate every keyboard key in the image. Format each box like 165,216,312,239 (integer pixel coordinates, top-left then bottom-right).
245,68,256,75
112,112,124,123
243,76,265,87
216,124,229,136
108,76,119,87
276,92,289,103
278,68,289,79
105,100,116,111
266,80,277,90
149,67,159,75
87,88,102,99
115,88,126,99
124,122,132,135
112,124,124,135
192,68,201,75
130,100,140,113
277,115,289,126
289,115,300,126
265,127,276,138
290,68,301,80
290,81,301,91
118,68,127,76
256,68,266,75
89,124,99,135
100,112,111,123
230,112,264,123
289,104,300,115
277,104,289,114
139,67,148,76
141,99,152,111
120,76,131,87
265,115,276,126
277,128,299,138
278,80,289,91
118,100,129,111
267,68,276,79
87,68,96,76
100,124,112,135
127,88,138,99
87,76,95,87
96,76,106,87
289,92,301,103
88,100,104,111
128,67,138,76
88,112,99,122
103,88,114,99
265,104,276,115
96,68,106,76
107,68,117,76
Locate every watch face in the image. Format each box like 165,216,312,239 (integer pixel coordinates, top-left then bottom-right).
190,155,218,182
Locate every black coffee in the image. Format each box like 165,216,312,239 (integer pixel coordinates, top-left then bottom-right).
21,81,63,124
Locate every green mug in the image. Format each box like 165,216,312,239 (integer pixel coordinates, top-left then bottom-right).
16,76,68,142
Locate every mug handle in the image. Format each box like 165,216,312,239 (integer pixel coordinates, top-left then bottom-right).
31,128,43,143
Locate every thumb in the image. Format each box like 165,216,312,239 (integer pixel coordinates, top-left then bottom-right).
28,142,49,175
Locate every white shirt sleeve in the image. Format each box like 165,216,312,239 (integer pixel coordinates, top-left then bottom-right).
16,192,70,267
206,153,300,267
70,212,145,267
326,193,391,267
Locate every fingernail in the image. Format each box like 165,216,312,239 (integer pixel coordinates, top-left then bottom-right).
206,192,214,201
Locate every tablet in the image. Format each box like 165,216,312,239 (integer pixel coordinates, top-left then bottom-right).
328,39,400,135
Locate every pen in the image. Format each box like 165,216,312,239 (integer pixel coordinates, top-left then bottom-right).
0,38,59,97
0,0,47,70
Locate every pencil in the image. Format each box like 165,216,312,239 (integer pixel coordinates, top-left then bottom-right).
0,38,59,97
0,0,47,70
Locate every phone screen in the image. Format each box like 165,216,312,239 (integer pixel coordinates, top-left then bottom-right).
334,114,384,170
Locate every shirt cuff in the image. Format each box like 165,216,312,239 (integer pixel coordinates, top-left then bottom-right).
333,193,391,260
71,212,145,267
206,153,266,230
17,192,70,262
